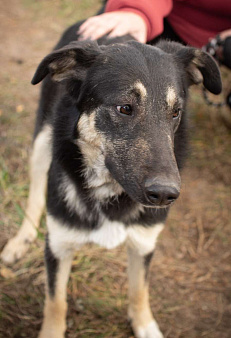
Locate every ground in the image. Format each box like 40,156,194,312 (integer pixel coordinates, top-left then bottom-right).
0,1,231,337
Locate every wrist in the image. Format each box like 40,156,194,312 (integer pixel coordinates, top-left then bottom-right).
117,9,149,40
204,35,231,69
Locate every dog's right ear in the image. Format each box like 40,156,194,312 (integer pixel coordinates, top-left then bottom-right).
157,40,222,95
31,40,102,85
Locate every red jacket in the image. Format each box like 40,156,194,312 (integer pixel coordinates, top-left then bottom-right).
105,0,231,47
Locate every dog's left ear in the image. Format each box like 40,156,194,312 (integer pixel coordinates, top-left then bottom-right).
31,40,102,85
176,47,222,94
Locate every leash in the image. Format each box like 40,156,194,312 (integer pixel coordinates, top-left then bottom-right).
202,87,231,108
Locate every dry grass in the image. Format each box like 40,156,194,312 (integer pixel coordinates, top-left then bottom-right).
1,1,231,337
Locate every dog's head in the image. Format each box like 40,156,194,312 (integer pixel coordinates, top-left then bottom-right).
32,39,221,207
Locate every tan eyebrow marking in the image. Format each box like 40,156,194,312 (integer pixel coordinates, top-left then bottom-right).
166,87,176,108
134,81,147,99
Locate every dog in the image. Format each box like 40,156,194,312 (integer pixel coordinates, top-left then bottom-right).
1,19,222,338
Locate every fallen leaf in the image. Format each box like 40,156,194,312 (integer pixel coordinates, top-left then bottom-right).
0,267,16,279
16,104,24,113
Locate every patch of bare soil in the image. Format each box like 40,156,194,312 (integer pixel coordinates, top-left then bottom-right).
1,1,231,338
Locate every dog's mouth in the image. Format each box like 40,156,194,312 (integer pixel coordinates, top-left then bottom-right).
141,201,176,209
124,190,179,209
144,193,179,208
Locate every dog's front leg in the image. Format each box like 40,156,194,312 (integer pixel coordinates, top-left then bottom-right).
39,235,73,338
127,224,164,338
1,124,52,264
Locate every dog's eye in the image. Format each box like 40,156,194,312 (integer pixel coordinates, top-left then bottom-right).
116,105,132,115
172,108,182,119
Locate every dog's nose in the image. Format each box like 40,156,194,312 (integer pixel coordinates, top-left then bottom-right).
145,184,180,206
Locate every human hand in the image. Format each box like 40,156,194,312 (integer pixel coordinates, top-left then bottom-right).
219,29,231,40
78,12,147,43
205,29,231,69
217,29,231,69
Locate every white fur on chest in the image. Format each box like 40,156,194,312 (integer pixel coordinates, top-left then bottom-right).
48,215,164,259
48,215,127,257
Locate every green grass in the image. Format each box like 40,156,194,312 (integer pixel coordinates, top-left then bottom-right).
23,0,102,25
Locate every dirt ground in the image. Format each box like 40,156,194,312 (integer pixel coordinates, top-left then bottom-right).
0,1,231,337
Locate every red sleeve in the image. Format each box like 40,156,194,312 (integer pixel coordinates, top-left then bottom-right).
105,0,173,41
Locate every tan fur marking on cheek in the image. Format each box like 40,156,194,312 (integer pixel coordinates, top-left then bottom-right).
77,112,123,197
78,140,102,165
77,112,105,165
134,81,147,100
78,113,97,143
166,86,176,108
78,112,105,147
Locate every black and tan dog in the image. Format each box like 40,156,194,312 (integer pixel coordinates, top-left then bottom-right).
1,20,221,338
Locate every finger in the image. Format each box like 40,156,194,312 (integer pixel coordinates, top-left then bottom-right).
78,17,100,33
80,22,117,40
79,26,109,40
219,29,231,40
78,13,113,34
88,27,113,40
110,26,147,43
132,31,147,43
108,27,128,38
79,25,99,38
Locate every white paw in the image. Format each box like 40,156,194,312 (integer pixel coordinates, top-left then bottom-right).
1,231,36,264
135,320,164,338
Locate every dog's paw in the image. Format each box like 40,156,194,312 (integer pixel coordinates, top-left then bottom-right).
1,232,35,264
128,305,163,338
134,320,164,338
